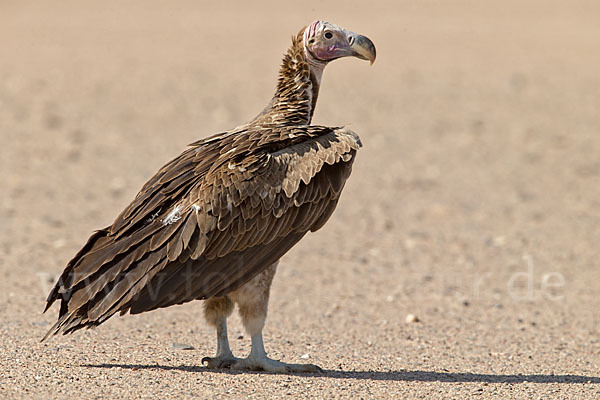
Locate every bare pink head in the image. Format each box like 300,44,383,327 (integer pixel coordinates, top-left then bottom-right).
303,20,376,65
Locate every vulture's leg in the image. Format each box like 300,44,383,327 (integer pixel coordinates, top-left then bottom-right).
201,296,239,369
229,262,322,373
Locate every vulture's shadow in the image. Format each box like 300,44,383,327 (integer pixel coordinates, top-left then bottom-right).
84,363,600,384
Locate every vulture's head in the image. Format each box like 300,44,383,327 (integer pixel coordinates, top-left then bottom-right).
303,21,376,65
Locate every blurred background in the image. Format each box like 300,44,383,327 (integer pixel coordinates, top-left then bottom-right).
1,1,599,397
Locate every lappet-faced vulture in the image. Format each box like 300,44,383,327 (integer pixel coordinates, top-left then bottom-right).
43,20,376,372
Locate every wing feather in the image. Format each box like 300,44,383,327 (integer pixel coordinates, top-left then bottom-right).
44,125,361,338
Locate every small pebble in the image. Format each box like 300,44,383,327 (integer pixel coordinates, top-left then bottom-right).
170,343,194,350
405,314,420,323
300,353,310,359
493,236,506,246
404,238,417,249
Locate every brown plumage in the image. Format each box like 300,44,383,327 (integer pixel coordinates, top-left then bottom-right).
44,20,375,372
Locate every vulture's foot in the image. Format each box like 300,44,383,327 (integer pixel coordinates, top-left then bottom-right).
231,355,322,373
201,355,240,369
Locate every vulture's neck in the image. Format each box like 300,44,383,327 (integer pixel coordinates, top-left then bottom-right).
253,31,325,126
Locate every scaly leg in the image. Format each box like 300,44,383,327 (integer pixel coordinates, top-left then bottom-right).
201,296,239,369
229,263,322,373
231,329,322,373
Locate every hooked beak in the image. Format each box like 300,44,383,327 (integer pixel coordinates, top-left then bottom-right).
348,33,376,65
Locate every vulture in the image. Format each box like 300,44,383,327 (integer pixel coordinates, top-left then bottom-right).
43,20,376,373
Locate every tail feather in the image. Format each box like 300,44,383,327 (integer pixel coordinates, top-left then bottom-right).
42,212,195,341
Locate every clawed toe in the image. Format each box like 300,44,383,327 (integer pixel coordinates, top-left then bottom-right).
230,356,323,373
283,362,322,373
295,363,323,373
202,355,239,369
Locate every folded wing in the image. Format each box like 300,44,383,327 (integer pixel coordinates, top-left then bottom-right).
43,126,361,339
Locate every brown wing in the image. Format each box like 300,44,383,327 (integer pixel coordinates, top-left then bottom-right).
43,125,361,339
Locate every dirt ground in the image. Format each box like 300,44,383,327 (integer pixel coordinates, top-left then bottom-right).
1,1,599,398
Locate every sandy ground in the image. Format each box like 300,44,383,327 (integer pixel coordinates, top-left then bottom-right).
1,1,600,398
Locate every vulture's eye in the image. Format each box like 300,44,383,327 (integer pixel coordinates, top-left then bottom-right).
324,31,333,39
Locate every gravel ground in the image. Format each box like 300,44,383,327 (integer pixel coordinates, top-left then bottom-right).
1,1,599,398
